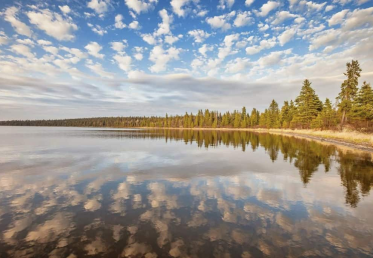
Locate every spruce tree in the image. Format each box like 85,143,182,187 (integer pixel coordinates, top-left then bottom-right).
337,60,362,125
351,81,373,127
293,79,322,128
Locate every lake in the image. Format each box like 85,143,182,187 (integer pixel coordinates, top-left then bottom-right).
0,127,373,258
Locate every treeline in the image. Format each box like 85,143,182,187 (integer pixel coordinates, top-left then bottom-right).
1,60,372,131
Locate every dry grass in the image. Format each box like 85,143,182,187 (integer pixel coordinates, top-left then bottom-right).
261,128,373,147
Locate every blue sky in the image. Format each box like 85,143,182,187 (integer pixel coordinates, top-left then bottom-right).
0,0,372,119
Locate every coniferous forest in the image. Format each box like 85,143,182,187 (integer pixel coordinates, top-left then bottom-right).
1,60,372,131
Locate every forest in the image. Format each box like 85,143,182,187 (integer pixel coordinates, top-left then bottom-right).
1,60,372,131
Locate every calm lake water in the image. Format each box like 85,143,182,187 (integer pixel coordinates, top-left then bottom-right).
0,127,373,258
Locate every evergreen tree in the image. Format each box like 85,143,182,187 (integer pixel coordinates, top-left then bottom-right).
351,81,373,127
337,60,362,125
293,79,322,128
268,99,280,128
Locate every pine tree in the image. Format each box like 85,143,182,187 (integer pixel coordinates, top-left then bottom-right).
337,60,362,125
321,98,338,129
351,81,373,127
234,111,241,128
268,99,280,128
293,79,322,128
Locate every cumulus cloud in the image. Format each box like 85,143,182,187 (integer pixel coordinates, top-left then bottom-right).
246,38,276,55
206,11,236,31
88,23,107,35
86,60,114,78
218,0,235,10
329,9,349,26
124,0,158,14
10,44,34,58
234,11,253,27
87,0,110,14
188,30,210,43
271,11,297,25
0,31,9,45
199,44,214,57
170,0,197,17
114,14,126,29
4,7,33,37
59,5,71,14
278,28,296,46
129,21,141,30
85,42,104,59
342,7,373,30
113,54,132,72
257,1,280,17
27,9,78,41
149,46,181,73
245,0,255,7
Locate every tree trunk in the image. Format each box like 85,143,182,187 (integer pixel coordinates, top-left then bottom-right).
341,110,346,127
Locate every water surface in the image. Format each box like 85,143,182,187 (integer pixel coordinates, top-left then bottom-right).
0,127,373,257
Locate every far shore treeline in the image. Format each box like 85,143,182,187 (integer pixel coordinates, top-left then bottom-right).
1,60,372,131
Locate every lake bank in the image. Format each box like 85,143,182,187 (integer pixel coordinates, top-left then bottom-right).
140,127,373,152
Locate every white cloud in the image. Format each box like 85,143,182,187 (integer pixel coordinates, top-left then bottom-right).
217,33,239,60
37,39,52,45
133,47,144,61
111,41,127,52
43,46,59,55
206,11,236,31
199,44,213,57
113,54,132,72
114,14,126,29
325,5,335,12
271,11,297,25
88,23,107,35
10,44,34,58
16,38,35,46
309,29,340,50
149,46,181,73
85,42,104,59
129,21,141,30
27,9,78,41
225,57,250,73
4,7,33,37
141,34,157,45
343,7,373,30
124,0,158,14
257,1,280,17
257,50,291,67
86,60,113,78
218,0,235,10
87,0,110,14
245,0,255,7
0,31,9,45
154,9,172,36
188,30,211,43
59,5,71,15
234,11,252,27
246,38,276,55
278,28,296,46
165,35,180,45
329,9,348,26
171,0,193,17
304,1,326,11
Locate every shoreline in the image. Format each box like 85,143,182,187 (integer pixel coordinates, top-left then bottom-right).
139,127,373,153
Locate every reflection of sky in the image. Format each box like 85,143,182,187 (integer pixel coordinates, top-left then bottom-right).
0,127,373,257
